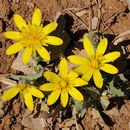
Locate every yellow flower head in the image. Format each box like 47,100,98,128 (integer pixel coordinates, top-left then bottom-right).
2,84,44,111
68,37,120,88
4,8,63,64
40,58,88,107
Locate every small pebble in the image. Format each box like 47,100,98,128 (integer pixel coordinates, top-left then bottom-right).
26,1,34,8
92,16,98,30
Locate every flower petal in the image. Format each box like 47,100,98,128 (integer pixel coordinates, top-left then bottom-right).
22,47,32,64
45,36,63,45
74,78,88,87
24,92,33,111
68,71,79,81
67,55,90,65
68,87,84,101
102,51,120,63
47,89,61,105
93,69,103,88
29,86,44,98
83,37,95,59
42,23,58,35
4,31,22,40
2,85,20,101
61,89,68,107
100,64,118,74
32,8,41,26
37,47,50,61
59,58,68,79
14,14,27,31
43,71,61,83
82,68,94,81
74,65,90,75
6,42,24,55
40,83,59,91
96,38,108,57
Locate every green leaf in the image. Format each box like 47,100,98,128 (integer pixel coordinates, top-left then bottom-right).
72,99,86,118
108,80,124,97
118,74,128,82
92,107,102,119
10,68,44,81
100,96,110,110
85,86,100,100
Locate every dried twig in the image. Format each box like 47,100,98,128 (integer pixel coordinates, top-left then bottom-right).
64,9,89,30
97,0,102,31
75,122,79,130
114,30,130,41
104,12,119,25
63,3,96,13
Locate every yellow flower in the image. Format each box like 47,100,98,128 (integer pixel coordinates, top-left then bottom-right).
40,58,88,107
4,8,63,64
68,37,120,88
2,84,44,111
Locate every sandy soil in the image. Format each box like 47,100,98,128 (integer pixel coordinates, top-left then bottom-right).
0,0,130,129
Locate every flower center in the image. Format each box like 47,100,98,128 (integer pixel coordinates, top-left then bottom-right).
91,59,99,69
59,79,68,89
21,22,46,49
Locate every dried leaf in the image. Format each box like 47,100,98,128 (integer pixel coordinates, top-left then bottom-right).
21,109,47,130
57,118,76,128
11,50,32,75
104,107,119,116
76,10,88,17
0,74,17,88
114,30,130,41
92,107,102,119
100,96,110,110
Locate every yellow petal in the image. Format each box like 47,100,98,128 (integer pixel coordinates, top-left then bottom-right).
37,47,50,61
4,31,22,40
22,47,32,64
74,65,90,75
68,87,84,101
59,58,68,79
42,23,58,35
29,86,44,98
43,71,61,83
47,89,61,105
82,68,94,81
74,78,88,87
14,14,27,31
61,89,68,107
6,42,24,55
83,37,95,59
32,8,41,26
96,38,108,57
24,92,33,111
40,83,59,91
68,71,79,81
93,69,103,88
67,55,90,65
45,36,63,45
100,64,118,74
2,85,20,101
102,51,120,63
